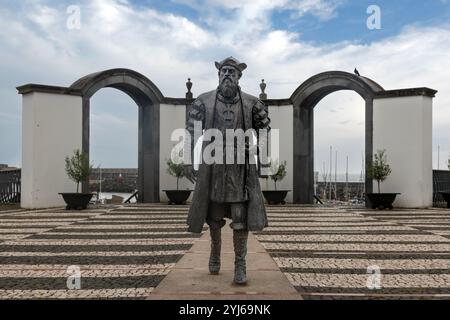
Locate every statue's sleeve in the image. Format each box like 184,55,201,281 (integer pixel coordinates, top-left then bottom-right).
252,99,271,176
252,99,271,131
186,98,205,166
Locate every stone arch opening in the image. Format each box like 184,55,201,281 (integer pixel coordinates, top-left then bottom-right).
70,68,164,203
291,71,384,204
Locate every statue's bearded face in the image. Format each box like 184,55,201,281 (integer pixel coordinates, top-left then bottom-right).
218,65,240,99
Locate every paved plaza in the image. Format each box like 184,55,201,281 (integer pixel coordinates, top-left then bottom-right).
0,204,449,299
254,206,450,299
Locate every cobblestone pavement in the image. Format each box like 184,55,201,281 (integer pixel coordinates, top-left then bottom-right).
0,204,203,299
1,204,450,300
253,206,450,300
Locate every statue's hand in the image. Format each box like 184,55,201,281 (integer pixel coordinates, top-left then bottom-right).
184,165,197,183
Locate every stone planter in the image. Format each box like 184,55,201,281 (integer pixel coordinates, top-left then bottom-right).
59,193,93,210
262,190,290,205
164,190,192,205
366,193,400,210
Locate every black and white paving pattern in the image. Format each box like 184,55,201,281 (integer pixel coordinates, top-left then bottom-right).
0,205,203,299
1,204,449,299
254,206,450,300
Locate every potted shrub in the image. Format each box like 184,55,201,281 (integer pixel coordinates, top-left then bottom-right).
366,149,400,210
59,149,94,210
439,156,450,208
164,158,192,205
262,161,290,205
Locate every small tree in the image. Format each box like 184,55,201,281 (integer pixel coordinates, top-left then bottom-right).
367,149,392,193
270,161,287,191
65,149,93,193
167,159,186,190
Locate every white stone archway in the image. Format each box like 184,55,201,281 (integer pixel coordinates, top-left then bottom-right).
17,68,437,209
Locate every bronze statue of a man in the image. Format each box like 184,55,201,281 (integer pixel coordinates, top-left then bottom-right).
185,57,270,284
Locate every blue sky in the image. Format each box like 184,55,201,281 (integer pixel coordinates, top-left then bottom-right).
130,0,450,44
0,0,450,173
273,0,450,44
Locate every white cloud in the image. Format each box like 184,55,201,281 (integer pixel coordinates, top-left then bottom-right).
0,0,449,170
176,0,343,20
287,0,345,20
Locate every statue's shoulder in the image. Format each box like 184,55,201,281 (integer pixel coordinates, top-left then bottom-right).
194,90,217,105
240,90,258,102
240,90,264,107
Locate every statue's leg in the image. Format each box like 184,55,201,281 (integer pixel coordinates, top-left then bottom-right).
233,229,248,285
231,203,248,284
206,202,226,275
209,227,222,275
230,202,247,230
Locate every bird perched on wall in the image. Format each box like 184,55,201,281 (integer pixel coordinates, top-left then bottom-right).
354,68,361,76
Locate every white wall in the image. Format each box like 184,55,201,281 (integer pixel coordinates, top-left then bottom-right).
263,105,294,202
159,104,194,202
373,96,433,208
21,92,83,208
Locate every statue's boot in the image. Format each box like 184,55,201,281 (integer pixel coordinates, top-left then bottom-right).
209,228,221,275
233,229,248,285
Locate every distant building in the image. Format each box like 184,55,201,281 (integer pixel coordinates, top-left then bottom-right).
89,168,138,193
0,164,19,171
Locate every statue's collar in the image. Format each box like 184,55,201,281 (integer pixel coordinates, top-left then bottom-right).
216,88,240,104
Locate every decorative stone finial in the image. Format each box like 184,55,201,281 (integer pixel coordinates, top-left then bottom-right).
259,79,267,100
186,78,193,99
186,78,192,92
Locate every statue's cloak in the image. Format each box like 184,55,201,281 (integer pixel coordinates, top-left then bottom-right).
186,89,270,234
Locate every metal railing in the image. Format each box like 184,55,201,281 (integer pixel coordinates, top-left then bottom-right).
0,169,21,204
433,170,450,207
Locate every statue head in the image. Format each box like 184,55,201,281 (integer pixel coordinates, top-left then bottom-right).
215,57,247,99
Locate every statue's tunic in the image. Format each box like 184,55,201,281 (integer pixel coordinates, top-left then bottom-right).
186,89,271,233
210,93,246,203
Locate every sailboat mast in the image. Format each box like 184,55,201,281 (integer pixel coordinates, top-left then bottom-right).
335,150,338,200
329,146,332,201
346,156,349,201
